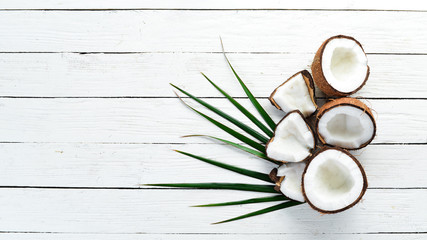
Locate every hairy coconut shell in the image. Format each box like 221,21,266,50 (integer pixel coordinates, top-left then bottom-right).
301,146,368,214
269,70,318,116
316,97,376,150
311,35,370,97
265,110,316,163
269,168,285,192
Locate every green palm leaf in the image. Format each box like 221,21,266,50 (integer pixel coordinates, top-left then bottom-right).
174,93,265,152
213,200,304,224
201,73,273,138
183,135,276,164
171,83,269,143
174,150,272,183
193,195,287,207
145,183,277,193
220,38,276,131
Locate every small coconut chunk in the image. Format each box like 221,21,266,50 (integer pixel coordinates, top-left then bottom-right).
270,71,317,117
317,98,376,150
276,162,306,202
302,147,367,213
266,111,315,162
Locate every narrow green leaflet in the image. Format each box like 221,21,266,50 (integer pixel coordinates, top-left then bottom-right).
193,195,287,207
183,135,277,164
171,83,269,143
201,73,273,138
145,183,277,193
174,94,265,152
175,150,272,183
220,38,276,131
213,200,304,224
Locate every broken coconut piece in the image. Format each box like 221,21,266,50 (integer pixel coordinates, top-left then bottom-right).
269,70,317,117
266,111,315,162
312,35,369,97
302,147,368,213
316,97,376,150
275,162,307,202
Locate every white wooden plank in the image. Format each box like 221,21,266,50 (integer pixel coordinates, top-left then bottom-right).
0,188,425,233
0,11,425,53
0,233,423,240
0,98,425,143
1,0,426,11
0,53,425,98
0,143,425,188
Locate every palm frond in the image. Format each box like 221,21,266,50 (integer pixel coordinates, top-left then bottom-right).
145,183,277,193
183,135,276,164
193,195,287,207
174,93,265,152
213,200,304,224
171,83,269,143
175,150,272,183
220,38,276,131
201,73,273,137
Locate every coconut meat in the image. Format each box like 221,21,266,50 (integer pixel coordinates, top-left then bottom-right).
277,162,306,202
303,149,365,212
272,72,316,117
318,106,374,149
321,38,368,93
266,112,314,162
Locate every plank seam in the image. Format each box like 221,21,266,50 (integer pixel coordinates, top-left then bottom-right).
0,52,426,55
0,186,424,190
0,9,426,12
0,96,426,100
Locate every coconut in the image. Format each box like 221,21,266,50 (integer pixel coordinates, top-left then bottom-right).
302,147,368,213
269,70,317,117
312,35,370,97
266,110,315,163
270,162,307,202
316,98,376,150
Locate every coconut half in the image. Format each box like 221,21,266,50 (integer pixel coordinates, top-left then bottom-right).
266,111,315,162
316,98,376,150
302,147,368,213
269,70,318,117
272,162,307,202
312,35,369,96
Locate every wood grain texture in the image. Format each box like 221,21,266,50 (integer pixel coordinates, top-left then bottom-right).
0,53,426,98
0,233,424,240
0,188,425,233
0,143,425,188
0,1,426,238
0,98,425,143
0,0,426,10
0,11,426,53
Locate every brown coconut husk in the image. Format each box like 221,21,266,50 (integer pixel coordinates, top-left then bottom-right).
311,35,370,97
269,70,318,116
269,168,285,192
315,97,376,150
301,146,368,214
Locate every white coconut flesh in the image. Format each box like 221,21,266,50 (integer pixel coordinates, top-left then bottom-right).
303,149,365,212
271,72,316,117
276,162,307,202
266,111,314,162
321,38,368,93
318,105,374,149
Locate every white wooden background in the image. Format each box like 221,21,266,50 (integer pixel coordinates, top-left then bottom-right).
0,1,426,239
